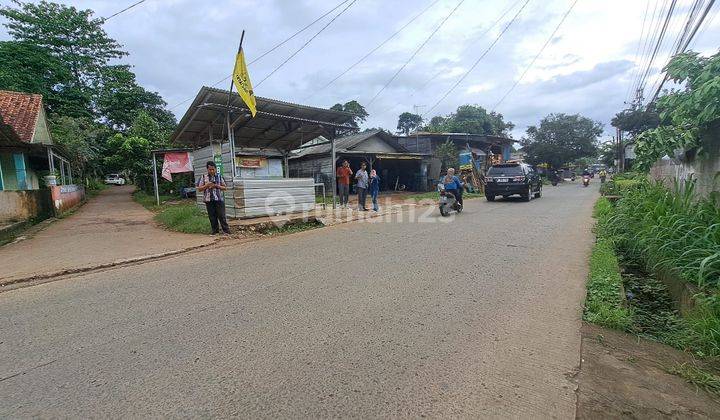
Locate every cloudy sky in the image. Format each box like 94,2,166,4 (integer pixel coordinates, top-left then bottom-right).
1,0,718,140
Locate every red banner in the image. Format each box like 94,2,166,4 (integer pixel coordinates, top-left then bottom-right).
161,152,193,181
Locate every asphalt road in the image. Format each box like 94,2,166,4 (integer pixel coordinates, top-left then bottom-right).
1,183,598,418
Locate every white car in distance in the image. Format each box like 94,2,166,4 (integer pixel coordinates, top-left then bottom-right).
104,174,126,186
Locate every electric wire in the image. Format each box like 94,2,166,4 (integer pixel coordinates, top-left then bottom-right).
423,0,531,118
103,0,146,21
168,0,354,110
625,0,652,104
492,0,580,111
304,0,442,102
630,0,666,103
372,0,524,117
648,0,716,104
255,0,358,87
635,0,678,102
365,0,466,107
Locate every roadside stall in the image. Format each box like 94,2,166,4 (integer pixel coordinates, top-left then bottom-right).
171,86,356,218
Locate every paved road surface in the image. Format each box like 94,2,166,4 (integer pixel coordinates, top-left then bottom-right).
0,184,597,418
0,185,212,283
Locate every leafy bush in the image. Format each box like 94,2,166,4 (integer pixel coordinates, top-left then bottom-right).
604,180,720,288
584,238,633,331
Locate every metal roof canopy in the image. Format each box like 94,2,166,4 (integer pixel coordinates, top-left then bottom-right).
171,86,357,151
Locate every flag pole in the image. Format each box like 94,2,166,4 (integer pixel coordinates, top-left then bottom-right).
227,30,245,181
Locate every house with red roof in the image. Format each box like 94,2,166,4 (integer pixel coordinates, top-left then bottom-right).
0,90,74,191
0,90,80,223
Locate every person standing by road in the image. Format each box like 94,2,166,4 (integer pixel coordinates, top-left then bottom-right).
336,160,352,208
197,161,230,235
355,162,369,211
369,169,381,212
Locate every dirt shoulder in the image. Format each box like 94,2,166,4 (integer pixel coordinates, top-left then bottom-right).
577,322,720,419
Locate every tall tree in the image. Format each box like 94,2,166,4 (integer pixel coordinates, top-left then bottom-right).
425,105,514,136
95,65,174,131
396,112,423,135
330,100,369,129
611,106,660,137
0,41,86,116
0,0,126,86
522,113,602,169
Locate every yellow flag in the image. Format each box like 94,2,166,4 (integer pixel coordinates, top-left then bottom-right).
232,48,257,117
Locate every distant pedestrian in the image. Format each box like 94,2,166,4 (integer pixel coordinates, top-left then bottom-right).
355,162,369,211
197,161,230,235
369,169,380,211
336,160,353,208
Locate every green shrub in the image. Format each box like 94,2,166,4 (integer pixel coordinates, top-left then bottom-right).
584,239,633,331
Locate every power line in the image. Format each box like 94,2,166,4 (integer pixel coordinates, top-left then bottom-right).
366,0,467,107
372,0,524,117
648,0,716,104
255,0,357,87
645,0,705,98
493,0,580,111
624,0,652,104
304,0,442,102
629,0,666,104
168,0,354,110
635,0,679,102
423,0,531,117
103,0,147,21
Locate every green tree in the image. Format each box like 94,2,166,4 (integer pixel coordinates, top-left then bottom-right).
0,1,126,86
396,112,423,135
330,100,369,129
0,41,85,116
634,51,720,170
104,134,152,187
95,65,173,131
425,105,514,136
50,116,111,179
434,140,458,171
611,106,660,137
522,113,602,169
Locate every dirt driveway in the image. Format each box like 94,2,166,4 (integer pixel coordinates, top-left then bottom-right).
0,185,213,284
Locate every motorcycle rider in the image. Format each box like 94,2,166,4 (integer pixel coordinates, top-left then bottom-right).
581,168,591,186
599,168,607,183
442,168,464,207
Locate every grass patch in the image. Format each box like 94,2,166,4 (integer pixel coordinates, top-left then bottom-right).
133,190,174,211
133,190,210,234
154,203,211,234
668,362,720,395
584,239,633,330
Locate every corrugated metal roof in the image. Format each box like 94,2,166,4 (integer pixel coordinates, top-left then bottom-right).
291,130,412,158
170,86,356,151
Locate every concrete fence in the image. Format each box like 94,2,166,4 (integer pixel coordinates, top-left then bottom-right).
0,190,53,222
650,125,720,199
0,184,85,223
50,185,85,215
